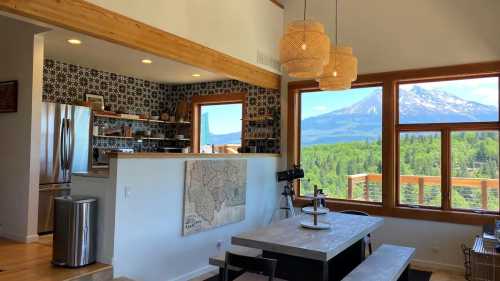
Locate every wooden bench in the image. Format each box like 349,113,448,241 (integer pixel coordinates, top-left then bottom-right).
341,244,415,281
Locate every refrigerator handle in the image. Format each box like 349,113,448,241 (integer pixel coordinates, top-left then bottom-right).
66,118,74,171
60,118,67,178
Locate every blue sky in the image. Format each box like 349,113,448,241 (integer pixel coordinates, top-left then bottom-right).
301,87,381,119
201,77,499,134
302,77,498,120
400,76,498,107
201,103,242,134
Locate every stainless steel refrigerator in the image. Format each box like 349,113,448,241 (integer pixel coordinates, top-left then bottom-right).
38,102,91,234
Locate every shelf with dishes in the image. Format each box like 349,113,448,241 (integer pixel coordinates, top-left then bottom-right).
93,112,191,125
242,115,274,122
93,135,190,141
245,137,278,141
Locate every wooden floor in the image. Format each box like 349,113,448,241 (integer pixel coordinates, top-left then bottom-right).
196,266,467,281
188,267,466,281
412,264,466,281
430,271,466,281
0,235,464,281
0,235,111,281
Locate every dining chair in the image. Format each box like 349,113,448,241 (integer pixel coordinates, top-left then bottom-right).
223,252,278,281
340,210,373,255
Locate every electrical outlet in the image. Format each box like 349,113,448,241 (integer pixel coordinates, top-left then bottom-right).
124,186,132,199
431,246,440,253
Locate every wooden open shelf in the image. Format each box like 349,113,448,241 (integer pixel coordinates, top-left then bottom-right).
242,116,274,122
93,112,191,125
94,135,190,141
245,137,278,140
94,135,133,139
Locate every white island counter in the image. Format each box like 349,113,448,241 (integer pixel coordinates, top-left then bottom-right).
72,153,280,281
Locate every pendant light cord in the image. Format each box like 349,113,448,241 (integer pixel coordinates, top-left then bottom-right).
303,0,307,43
335,0,339,45
304,0,307,21
333,0,339,74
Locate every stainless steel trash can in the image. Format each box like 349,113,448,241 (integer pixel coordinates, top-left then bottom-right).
53,196,97,267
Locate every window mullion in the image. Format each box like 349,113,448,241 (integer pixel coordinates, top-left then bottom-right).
441,129,451,210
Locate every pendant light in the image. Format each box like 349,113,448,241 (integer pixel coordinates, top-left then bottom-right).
316,0,358,90
280,0,330,79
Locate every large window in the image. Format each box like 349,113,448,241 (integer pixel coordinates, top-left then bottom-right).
300,86,383,203
289,63,500,225
399,132,442,208
191,93,246,154
397,77,499,213
200,103,242,153
451,131,499,212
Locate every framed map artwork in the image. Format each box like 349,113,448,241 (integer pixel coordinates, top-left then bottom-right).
183,159,247,235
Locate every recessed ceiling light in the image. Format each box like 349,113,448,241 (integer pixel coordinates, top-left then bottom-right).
141,59,153,64
192,73,201,77
67,39,82,45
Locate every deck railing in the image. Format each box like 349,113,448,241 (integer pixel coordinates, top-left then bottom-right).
347,173,499,209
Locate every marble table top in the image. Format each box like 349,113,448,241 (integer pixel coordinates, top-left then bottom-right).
232,212,384,262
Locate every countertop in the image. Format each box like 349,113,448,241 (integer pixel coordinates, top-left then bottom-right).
73,170,110,178
108,152,281,159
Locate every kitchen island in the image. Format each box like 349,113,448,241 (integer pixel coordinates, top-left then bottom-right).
72,152,280,281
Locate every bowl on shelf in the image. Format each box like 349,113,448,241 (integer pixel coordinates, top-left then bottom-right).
150,116,160,120
175,135,184,140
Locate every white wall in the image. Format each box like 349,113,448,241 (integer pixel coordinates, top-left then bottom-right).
0,16,46,242
283,0,500,74
85,0,283,74
372,217,480,272
73,156,280,281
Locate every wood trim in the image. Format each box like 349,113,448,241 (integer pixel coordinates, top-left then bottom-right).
191,102,201,153
0,0,281,90
442,130,451,210
289,61,500,225
382,80,397,211
108,152,280,159
294,197,497,225
398,122,500,131
270,0,285,9
191,93,247,153
343,61,500,83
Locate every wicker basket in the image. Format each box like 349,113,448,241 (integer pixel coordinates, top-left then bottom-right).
471,237,500,281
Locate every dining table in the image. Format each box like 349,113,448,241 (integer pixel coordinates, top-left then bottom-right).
231,212,384,281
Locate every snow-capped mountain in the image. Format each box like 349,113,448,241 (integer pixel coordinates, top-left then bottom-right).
301,86,497,146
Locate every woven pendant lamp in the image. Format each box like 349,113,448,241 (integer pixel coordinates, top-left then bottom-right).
317,0,358,90
279,1,330,79
317,46,357,90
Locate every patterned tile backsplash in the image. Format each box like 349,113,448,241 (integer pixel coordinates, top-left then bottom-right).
42,59,280,153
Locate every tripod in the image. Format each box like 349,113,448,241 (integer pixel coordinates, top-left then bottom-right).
280,180,296,218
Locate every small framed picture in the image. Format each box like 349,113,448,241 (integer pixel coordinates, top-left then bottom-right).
86,94,105,111
0,81,18,113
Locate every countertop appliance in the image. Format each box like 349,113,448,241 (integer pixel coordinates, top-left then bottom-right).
38,102,91,234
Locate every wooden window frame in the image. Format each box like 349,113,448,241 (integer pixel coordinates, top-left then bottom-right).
191,93,247,153
295,83,385,206
288,61,500,225
396,75,500,214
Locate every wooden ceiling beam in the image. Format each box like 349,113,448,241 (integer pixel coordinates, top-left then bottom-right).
0,0,281,90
